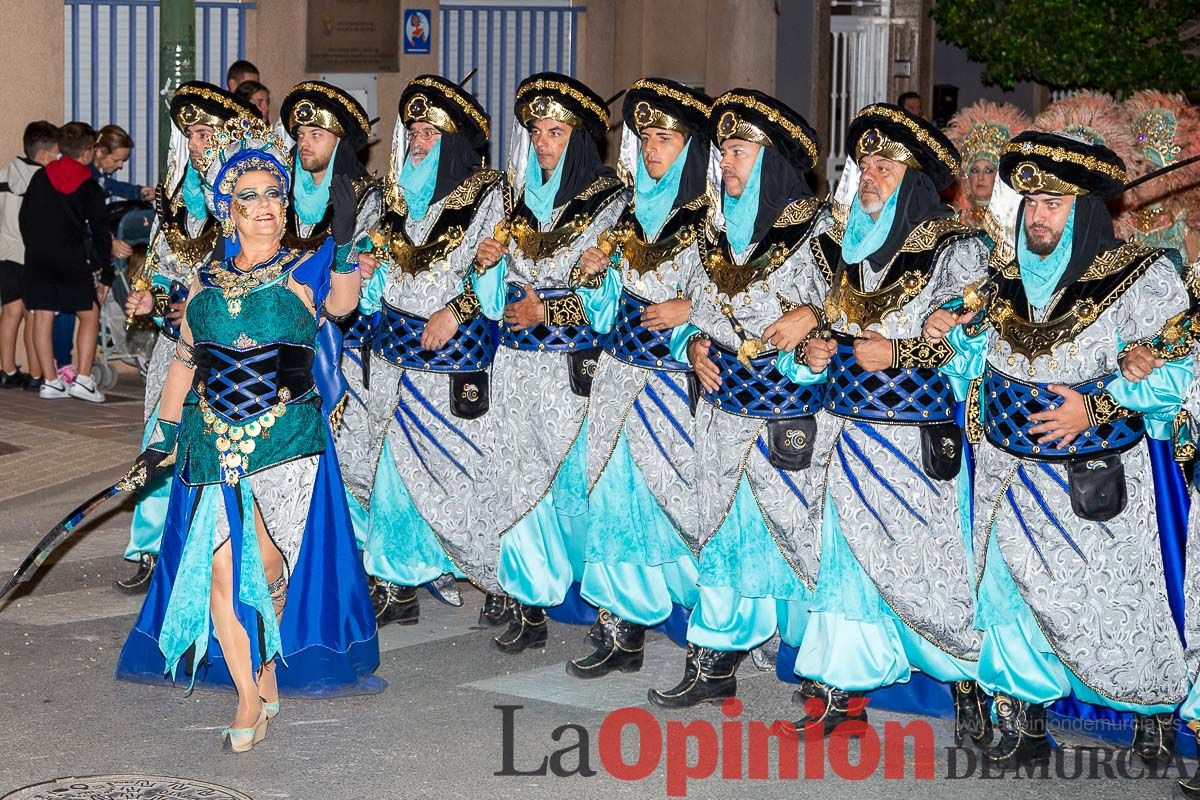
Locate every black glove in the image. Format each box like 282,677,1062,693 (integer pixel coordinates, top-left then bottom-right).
330,173,357,247
117,419,178,492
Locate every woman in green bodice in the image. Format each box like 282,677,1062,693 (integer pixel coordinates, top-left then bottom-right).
114,120,383,752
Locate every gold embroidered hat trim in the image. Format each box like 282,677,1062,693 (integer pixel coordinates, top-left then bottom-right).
629,79,711,114
632,101,686,134
289,99,346,138
712,93,818,163
171,84,255,131
285,81,371,138
1008,161,1086,195
516,77,607,129
1001,140,1126,181
715,110,772,147
405,76,490,139
855,127,921,169
851,104,959,171
403,93,458,135
518,95,585,130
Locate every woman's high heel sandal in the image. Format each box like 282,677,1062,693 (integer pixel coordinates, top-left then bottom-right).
261,696,280,721
221,706,268,754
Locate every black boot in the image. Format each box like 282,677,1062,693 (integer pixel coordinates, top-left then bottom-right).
647,646,745,708
1178,727,1200,798
953,681,993,748
113,553,156,595
479,593,512,627
1130,712,1176,766
566,609,645,679
789,679,868,736
493,603,548,653
374,582,419,627
983,695,1051,768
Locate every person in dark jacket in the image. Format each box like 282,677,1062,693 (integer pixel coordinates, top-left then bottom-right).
19,121,113,402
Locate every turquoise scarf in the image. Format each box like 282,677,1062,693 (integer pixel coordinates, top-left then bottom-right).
1017,202,1076,309
181,163,208,221
635,139,691,239
292,139,339,226
723,148,764,256
841,185,900,265
524,139,569,226
399,138,442,222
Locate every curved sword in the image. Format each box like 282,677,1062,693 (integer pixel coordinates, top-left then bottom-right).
0,482,126,603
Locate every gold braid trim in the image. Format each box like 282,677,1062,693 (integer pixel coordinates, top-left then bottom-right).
714,93,818,163
629,79,712,114
852,105,958,171
965,377,984,444
890,336,956,369
408,76,490,138
1172,410,1197,464
1001,140,1126,181
287,81,371,137
151,286,171,319
446,283,482,325
1084,391,1135,427
544,293,589,327
516,78,607,123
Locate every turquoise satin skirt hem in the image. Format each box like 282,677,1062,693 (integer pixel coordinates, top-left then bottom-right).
795,493,975,691
977,529,1175,714
125,405,171,560
686,585,810,652
346,486,370,551
580,557,698,627
363,439,453,587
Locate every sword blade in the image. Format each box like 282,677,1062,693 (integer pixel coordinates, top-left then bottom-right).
0,482,124,602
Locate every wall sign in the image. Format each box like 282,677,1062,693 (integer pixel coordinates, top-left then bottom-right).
306,0,400,73
403,9,433,55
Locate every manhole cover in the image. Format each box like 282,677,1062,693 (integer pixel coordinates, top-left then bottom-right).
1,776,253,799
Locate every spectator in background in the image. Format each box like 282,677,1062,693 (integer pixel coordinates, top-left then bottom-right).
226,59,259,93
93,124,153,202
235,79,271,124
19,122,113,403
0,121,59,390
898,91,925,119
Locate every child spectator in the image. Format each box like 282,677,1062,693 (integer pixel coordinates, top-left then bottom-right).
0,121,59,390
19,121,113,402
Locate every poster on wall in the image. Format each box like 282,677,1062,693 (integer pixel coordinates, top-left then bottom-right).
306,0,401,73
403,9,432,55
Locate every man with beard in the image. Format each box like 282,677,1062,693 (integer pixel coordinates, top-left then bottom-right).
565,78,713,678
278,82,382,543
645,90,833,707
792,104,989,740
120,82,259,593
471,73,629,653
926,130,1190,768
358,75,506,626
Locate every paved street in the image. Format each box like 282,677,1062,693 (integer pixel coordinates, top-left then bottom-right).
0,373,1193,799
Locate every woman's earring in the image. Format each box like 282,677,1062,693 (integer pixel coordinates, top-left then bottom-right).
222,218,236,240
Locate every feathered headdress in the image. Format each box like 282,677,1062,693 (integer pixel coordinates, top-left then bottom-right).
944,100,1031,221
1033,91,1136,235
1122,90,1200,252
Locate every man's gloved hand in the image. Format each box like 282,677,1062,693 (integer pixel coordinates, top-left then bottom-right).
330,174,357,247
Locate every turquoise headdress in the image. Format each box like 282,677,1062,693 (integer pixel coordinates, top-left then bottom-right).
199,117,292,248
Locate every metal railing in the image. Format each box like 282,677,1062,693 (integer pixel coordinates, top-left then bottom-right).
64,0,253,186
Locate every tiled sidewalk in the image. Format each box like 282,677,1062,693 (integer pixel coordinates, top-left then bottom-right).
0,370,143,503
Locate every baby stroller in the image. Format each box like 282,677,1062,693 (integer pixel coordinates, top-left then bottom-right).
95,204,156,390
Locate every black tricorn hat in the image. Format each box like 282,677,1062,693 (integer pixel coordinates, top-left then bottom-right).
515,72,609,142
280,81,372,151
170,81,258,132
623,78,712,137
847,103,960,190
399,74,490,159
709,89,820,176
999,130,1127,200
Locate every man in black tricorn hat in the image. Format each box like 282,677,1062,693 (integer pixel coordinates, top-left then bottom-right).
471,72,629,654
120,81,259,594
925,129,1191,768
792,102,989,738
278,80,382,538
644,88,835,708
357,74,508,628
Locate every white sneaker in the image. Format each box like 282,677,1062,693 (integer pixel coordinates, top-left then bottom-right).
68,374,105,403
39,378,70,399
